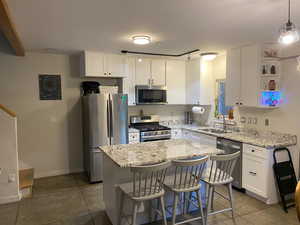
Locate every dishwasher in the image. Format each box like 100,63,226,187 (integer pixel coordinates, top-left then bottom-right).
216,137,244,190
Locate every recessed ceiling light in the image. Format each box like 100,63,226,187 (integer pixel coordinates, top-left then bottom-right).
200,52,218,61
132,36,151,45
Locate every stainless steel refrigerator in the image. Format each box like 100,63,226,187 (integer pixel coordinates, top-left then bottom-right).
82,93,128,182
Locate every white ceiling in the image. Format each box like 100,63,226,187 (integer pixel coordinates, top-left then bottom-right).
7,0,300,55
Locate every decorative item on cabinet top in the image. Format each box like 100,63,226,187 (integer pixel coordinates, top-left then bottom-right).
80,51,128,78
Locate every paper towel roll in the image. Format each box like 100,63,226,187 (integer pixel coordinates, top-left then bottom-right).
192,106,205,114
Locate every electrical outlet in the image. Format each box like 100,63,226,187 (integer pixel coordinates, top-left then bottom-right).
252,118,258,125
8,173,16,183
265,119,269,126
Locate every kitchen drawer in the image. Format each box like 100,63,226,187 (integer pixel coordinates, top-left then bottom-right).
243,154,268,198
129,132,140,144
243,144,268,159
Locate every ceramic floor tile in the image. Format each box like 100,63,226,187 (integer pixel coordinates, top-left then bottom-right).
33,175,79,197
0,202,19,225
91,210,112,225
81,184,105,212
72,172,91,187
17,189,89,225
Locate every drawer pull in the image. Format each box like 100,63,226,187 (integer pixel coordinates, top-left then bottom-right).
251,150,255,152
249,171,257,176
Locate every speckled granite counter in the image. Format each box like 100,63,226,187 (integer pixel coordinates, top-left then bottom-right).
100,139,222,167
180,125,297,149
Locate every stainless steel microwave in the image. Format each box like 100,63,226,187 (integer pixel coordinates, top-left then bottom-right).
135,85,167,105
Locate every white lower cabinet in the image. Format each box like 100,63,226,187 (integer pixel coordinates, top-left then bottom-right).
129,131,140,144
243,146,268,198
242,144,299,204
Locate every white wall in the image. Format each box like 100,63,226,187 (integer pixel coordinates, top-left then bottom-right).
0,110,20,204
0,49,121,178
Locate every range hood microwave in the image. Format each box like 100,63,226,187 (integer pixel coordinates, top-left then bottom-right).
135,85,167,105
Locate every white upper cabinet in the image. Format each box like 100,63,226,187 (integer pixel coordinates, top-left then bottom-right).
135,58,166,86
80,51,105,77
226,48,241,106
135,58,151,85
123,57,136,105
226,44,262,107
80,51,128,77
104,54,127,77
151,59,166,86
240,45,260,107
166,60,186,104
185,58,214,105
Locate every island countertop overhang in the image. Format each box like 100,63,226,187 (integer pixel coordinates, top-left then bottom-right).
99,139,222,168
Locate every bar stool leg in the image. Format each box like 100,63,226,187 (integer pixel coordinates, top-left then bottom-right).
227,183,234,218
132,202,138,225
206,186,213,224
172,193,179,225
160,196,168,225
196,190,205,225
211,186,215,211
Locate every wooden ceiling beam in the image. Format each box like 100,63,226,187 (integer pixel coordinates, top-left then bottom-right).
0,0,25,56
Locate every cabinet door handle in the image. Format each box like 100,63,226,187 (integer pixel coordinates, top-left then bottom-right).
249,171,257,176
251,149,255,152
236,102,239,105
109,72,111,75
240,102,243,105
104,72,107,75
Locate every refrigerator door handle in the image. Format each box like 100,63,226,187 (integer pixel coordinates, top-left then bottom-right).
109,96,114,143
106,99,110,141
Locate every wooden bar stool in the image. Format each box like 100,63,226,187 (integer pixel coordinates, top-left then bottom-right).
163,156,209,225
201,151,240,223
118,161,171,225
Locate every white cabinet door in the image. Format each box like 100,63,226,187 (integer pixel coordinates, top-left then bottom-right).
226,48,241,106
185,59,201,104
123,57,136,105
240,45,260,107
80,51,105,77
166,60,186,104
199,60,214,105
135,58,151,85
151,59,166,86
105,54,127,77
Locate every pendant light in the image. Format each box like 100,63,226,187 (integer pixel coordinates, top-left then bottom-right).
278,0,299,45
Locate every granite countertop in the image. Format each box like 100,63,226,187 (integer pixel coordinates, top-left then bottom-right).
180,125,297,149
100,139,222,167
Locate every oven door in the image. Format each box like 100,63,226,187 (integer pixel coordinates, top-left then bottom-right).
136,86,167,105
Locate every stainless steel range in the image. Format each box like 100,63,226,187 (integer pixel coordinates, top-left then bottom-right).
130,115,171,142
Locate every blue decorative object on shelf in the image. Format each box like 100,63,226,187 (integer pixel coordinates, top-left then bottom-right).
261,91,282,107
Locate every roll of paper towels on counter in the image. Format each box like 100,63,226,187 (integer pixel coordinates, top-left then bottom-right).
192,106,205,114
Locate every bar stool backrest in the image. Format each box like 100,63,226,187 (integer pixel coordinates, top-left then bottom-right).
130,161,171,198
171,156,209,190
208,151,240,184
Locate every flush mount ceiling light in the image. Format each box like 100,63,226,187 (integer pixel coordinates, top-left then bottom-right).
278,0,299,45
200,52,218,61
132,36,151,45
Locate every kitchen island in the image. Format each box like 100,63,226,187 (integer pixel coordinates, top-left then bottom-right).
100,139,222,225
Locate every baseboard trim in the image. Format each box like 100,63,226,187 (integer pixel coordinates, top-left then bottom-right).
0,193,21,204
34,168,83,179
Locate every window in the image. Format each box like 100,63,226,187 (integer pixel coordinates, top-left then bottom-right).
215,80,231,117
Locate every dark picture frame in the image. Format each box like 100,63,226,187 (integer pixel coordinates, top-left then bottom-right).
39,74,62,100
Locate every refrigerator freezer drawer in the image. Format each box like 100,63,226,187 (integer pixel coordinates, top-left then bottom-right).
89,150,103,183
